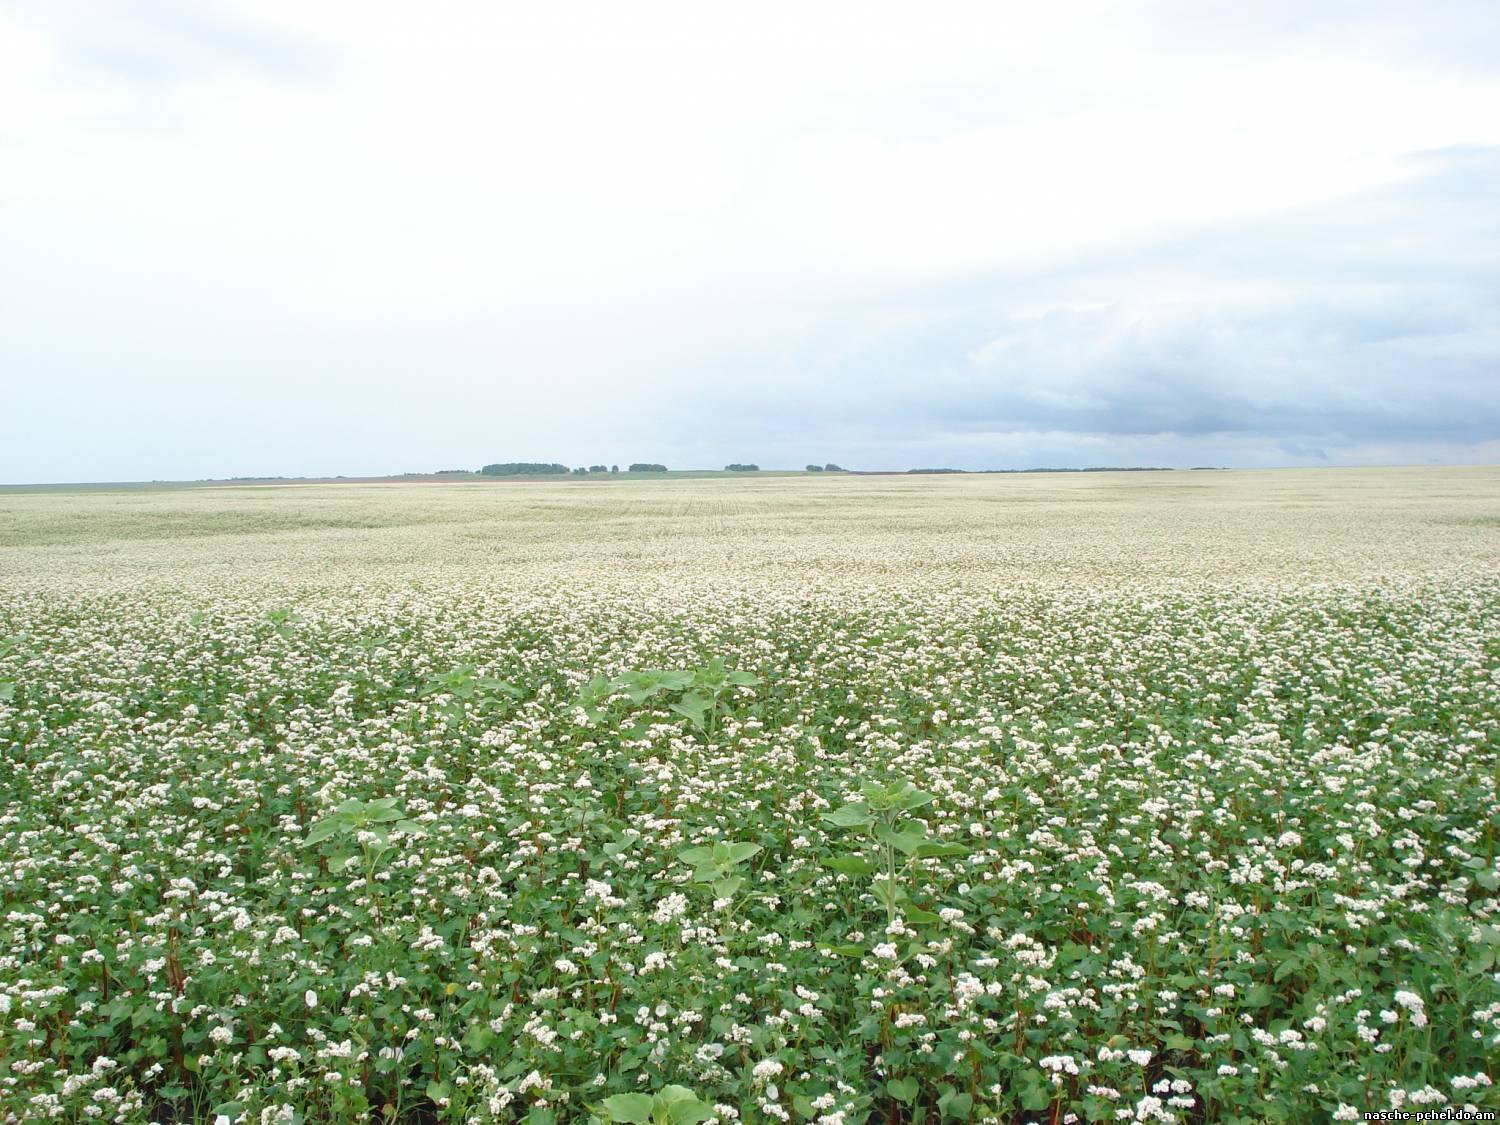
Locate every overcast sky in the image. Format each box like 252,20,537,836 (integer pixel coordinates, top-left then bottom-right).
2,0,1497,481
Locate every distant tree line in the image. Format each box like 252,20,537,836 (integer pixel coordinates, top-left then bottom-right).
805,463,844,472
476,462,672,475
479,462,570,476
724,463,760,472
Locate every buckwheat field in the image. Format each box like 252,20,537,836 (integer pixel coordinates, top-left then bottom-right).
1,468,1497,1125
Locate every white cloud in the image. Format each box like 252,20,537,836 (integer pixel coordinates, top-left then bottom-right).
1,0,1497,479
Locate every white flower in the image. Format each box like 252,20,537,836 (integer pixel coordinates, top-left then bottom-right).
752,1058,785,1084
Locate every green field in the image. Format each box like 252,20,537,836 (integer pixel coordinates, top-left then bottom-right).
1,468,1497,1123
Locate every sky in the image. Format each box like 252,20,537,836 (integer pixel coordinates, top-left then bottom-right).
2,0,1498,481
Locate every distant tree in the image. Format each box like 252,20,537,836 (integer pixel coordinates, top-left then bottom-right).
806,464,824,472
572,467,588,475
434,469,471,475
628,463,667,473
824,463,844,472
610,465,619,473
589,465,609,474
479,462,570,476
724,463,760,472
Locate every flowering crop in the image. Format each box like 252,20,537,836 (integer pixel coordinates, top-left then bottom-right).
0,470,1497,1123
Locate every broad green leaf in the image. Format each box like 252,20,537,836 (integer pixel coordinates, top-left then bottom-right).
476,676,522,696
726,842,762,864
913,842,969,859
822,943,866,957
1019,1080,1051,1112
1243,984,1273,1008
823,855,876,875
887,1076,919,1102
823,803,873,828
938,1090,972,1119
303,817,344,845
678,846,715,866
670,694,712,727
600,1094,654,1123
664,1092,714,1121
875,824,928,856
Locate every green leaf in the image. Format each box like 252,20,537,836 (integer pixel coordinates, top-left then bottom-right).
896,787,936,811
887,1076,919,1103
726,842,762,864
875,823,928,856
0,681,14,701
823,855,876,875
658,1087,716,1124
938,1090,972,1119
1019,1081,1051,1112
476,676,522,697
913,841,968,859
712,876,745,898
821,943,866,957
1475,869,1500,891
669,693,712,728
678,847,715,866
667,1099,715,1123
823,803,873,828
1243,984,1273,1008
462,1023,493,1052
600,1094,655,1123
304,817,344,845
903,906,942,925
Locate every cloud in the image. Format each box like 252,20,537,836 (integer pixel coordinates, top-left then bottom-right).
1,0,332,86
0,2,1497,479
684,147,1500,467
